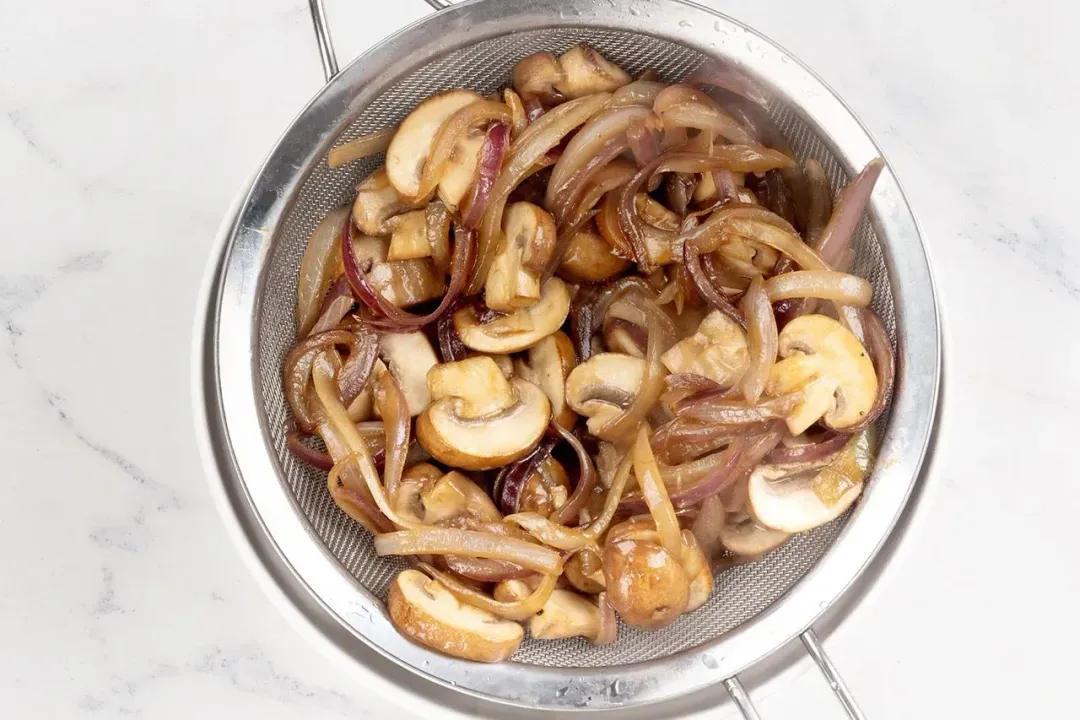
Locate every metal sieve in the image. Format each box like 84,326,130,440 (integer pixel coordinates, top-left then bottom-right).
194,0,940,714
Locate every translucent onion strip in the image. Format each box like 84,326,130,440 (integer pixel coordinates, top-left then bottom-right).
419,563,557,621
375,528,564,575
327,128,395,169
632,427,684,561
739,275,777,404
764,270,872,307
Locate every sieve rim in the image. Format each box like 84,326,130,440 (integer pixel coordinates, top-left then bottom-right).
199,0,940,711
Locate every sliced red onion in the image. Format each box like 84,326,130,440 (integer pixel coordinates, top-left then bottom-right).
282,330,359,432
308,276,356,336
336,325,378,406
346,224,477,332
627,119,661,167
683,242,744,327
550,424,598,527
285,426,334,471
461,122,510,230
436,305,470,362
816,158,885,267
684,60,770,108
493,438,559,516
839,307,894,432
443,556,532,582
763,432,848,464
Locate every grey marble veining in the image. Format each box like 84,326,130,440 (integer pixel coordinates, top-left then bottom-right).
0,0,1076,718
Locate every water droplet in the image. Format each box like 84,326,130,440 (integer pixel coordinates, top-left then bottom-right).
609,679,622,696
629,7,640,16
679,19,692,28
555,686,569,698
714,20,721,31
702,654,719,669
829,681,839,691
574,698,589,708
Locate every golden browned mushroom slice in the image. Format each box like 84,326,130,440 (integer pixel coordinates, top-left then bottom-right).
718,513,791,557
485,203,556,312
530,589,605,641
420,470,503,524
766,314,878,435
349,234,447,308
557,225,631,283
748,432,873,533
513,330,577,429
565,352,645,435
511,51,565,104
661,309,749,388
679,530,713,613
437,130,486,212
554,45,631,99
454,277,571,354
417,356,551,470
352,167,426,236
386,209,432,261
377,331,439,416
602,539,689,629
385,89,483,198
388,569,524,663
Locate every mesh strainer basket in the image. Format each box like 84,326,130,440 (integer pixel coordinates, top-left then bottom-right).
194,0,940,714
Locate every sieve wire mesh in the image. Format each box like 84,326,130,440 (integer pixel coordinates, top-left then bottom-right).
256,28,895,668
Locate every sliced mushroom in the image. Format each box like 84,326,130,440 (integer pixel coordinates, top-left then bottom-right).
454,277,571,354
387,569,523,663
386,209,431,261
565,352,644,435
718,514,790,557
530,589,604,641
680,530,713,613
385,89,482,198
602,539,689,629
748,432,872,533
485,203,555,312
420,470,503,525
349,234,447,308
352,167,425,236
518,453,571,516
437,129,486,212
514,331,577,429
511,51,565,104
766,314,878,435
554,45,631,99
564,548,605,595
417,356,551,470
661,309,749,388
557,225,631,283
378,331,439,416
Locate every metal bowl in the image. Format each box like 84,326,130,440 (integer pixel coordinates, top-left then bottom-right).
193,0,940,712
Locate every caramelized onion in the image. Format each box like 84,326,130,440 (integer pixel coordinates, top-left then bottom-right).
461,122,510,230
683,243,744,327
375,528,564,575
371,370,410,501
739,275,777,404
283,330,363,432
443,556,533,582
817,158,885,267
551,424,598,526
296,206,350,337
633,427,684,560
676,393,798,426
841,307,894,432
420,563,557,621
653,85,755,144
764,270,872,306
684,60,770,108
471,93,612,293
286,426,334,471
327,128,395,169
763,432,848,464
414,100,511,202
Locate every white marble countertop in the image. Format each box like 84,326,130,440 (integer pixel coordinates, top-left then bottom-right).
2,0,1077,717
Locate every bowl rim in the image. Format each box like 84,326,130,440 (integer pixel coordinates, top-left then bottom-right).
197,0,941,710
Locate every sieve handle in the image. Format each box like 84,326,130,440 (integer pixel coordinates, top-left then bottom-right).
726,629,866,720
307,0,456,82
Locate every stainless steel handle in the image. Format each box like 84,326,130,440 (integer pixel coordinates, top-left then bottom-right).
726,629,866,719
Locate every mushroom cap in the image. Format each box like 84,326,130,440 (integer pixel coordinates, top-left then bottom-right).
417,363,551,470
377,331,439,417
553,45,631,99
352,167,425,236
661,310,749,387
602,539,690,629
557,225,631,283
455,277,571,354
766,314,877,435
748,432,872,533
529,589,601,640
679,530,714,613
517,330,577,430
718,515,791,556
437,129,485,211
385,89,482,198
388,569,523,663
565,352,645,435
